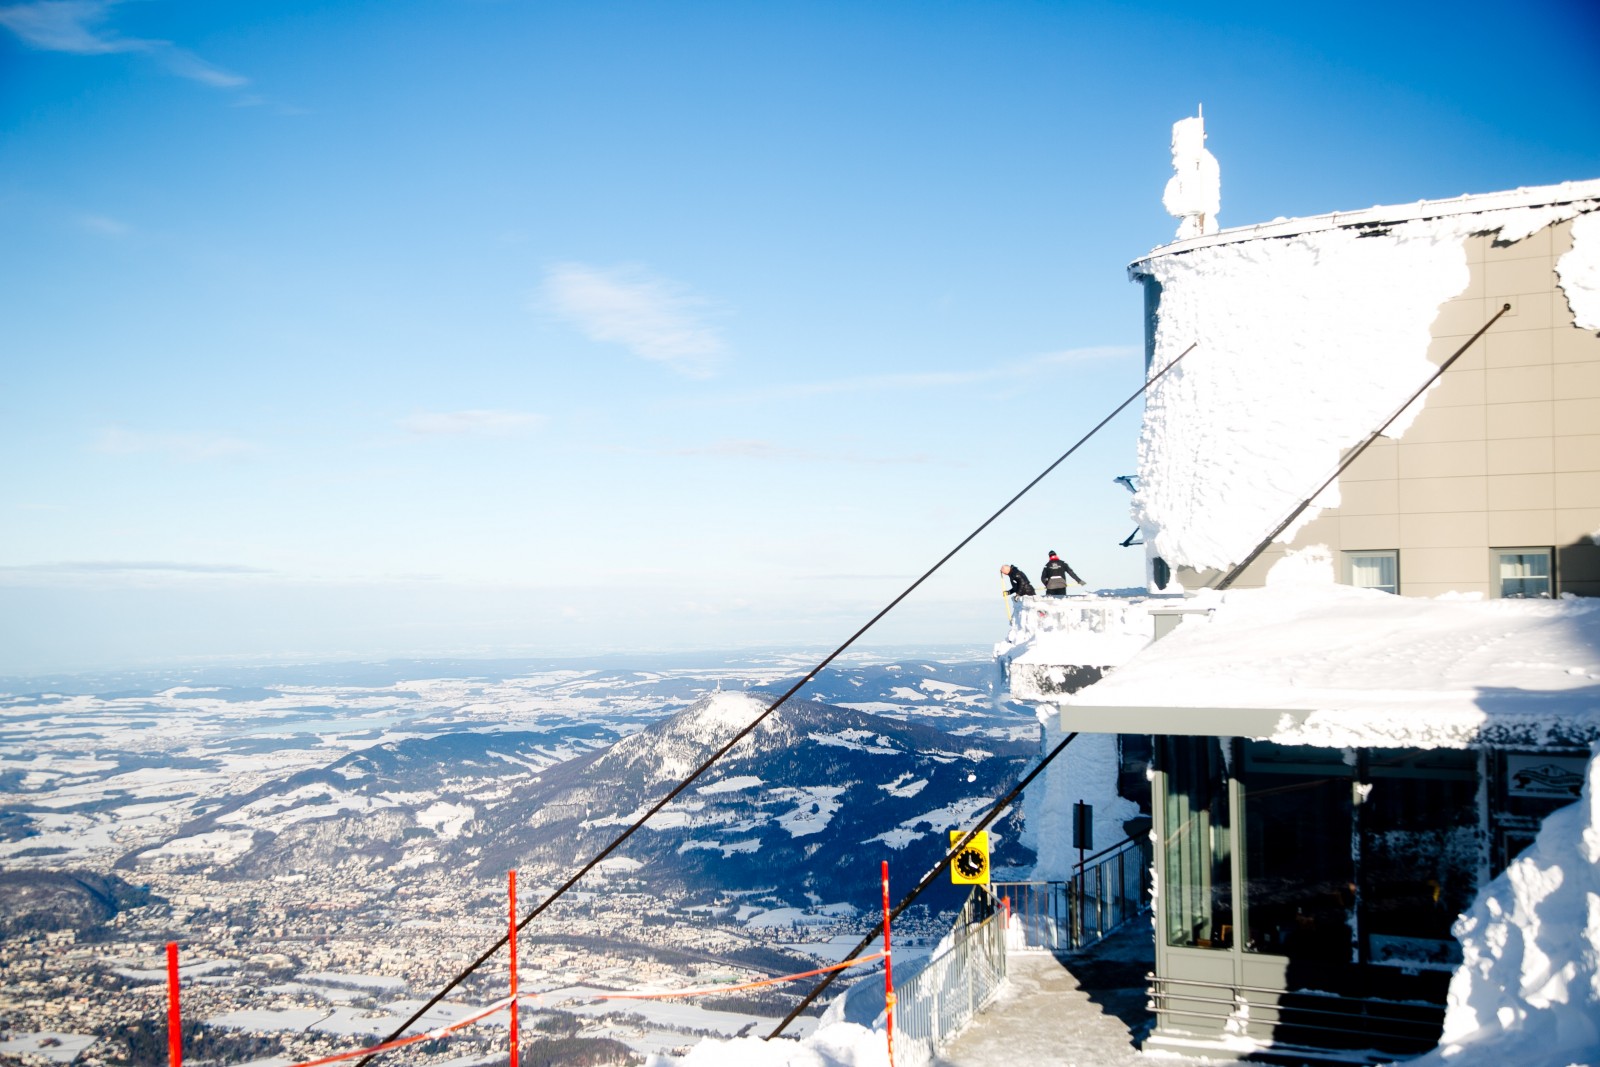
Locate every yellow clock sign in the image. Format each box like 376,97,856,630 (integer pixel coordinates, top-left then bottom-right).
948,830,990,885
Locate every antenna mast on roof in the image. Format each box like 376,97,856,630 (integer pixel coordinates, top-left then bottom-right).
1163,107,1220,238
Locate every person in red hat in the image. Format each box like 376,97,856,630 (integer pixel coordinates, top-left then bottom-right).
1039,550,1085,596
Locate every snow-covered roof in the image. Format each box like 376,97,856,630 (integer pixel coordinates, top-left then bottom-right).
1130,177,1600,268
1126,181,1600,577
1061,583,1600,750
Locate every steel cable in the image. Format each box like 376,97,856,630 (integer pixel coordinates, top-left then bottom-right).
356,342,1195,1063
1215,307,1509,590
767,730,1081,1038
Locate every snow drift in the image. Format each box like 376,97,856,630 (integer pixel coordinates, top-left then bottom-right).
1409,741,1600,1067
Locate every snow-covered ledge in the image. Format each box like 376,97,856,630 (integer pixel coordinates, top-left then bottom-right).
993,594,1171,700
1057,584,1600,750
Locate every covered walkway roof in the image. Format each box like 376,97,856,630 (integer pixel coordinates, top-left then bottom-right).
1060,583,1600,749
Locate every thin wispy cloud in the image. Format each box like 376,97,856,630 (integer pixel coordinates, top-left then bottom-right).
0,1,248,89
684,344,1138,407
1027,345,1139,367
159,45,246,88
92,426,260,461
738,369,988,403
4,560,271,575
400,409,545,437
0,560,274,588
77,213,129,237
541,263,727,378
0,0,138,53
672,439,806,460
668,438,941,466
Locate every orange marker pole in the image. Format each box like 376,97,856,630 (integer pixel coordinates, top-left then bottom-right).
508,871,520,1067
881,860,895,1067
166,941,181,1067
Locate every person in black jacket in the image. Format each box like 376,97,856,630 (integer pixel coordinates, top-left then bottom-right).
999,564,1035,598
1040,550,1085,596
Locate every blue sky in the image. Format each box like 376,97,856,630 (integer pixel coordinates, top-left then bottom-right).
2,0,1597,673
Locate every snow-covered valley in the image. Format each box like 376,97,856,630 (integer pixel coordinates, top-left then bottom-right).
0,652,1038,1066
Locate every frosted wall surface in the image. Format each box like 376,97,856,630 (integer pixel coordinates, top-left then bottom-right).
1134,204,1600,574
1557,210,1600,330
1021,728,1140,883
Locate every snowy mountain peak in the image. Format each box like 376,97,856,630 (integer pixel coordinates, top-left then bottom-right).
595,691,782,781
681,691,772,739
465,692,1037,901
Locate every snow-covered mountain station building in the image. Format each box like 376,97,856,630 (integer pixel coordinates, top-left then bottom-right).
998,171,1600,1063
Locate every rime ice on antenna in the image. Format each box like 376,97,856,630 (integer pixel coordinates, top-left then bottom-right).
1163,107,1220,239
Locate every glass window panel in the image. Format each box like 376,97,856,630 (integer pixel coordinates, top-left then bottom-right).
1241,742,1354,778
1241,741,1354,963
1359,749,1478,969
1366,747,1476,780
1344,550,1398,594
1160,737,1233,950
1497,549,1552,598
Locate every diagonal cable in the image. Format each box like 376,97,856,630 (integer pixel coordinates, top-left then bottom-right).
767,730,1081,1038
1215,307,1509,590
357,343,1195,1063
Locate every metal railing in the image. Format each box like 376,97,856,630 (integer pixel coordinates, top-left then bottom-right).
1146,974,1446,1059
1068,830,1152,948
989,879,1070,953
880,834,1151,1064
890,909,1008,1067
1003,594,1162,641
992,831,1152,953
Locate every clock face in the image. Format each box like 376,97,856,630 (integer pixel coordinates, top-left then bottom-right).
955,847,987,878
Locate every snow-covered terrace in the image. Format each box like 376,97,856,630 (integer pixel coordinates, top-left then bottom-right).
993,593,1165,701
1056,581,1600,750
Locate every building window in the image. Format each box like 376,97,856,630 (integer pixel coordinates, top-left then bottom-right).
1343,550,1399,594
1239,742,1354,963
1358,748,1478,969
1160,737,1232,950
1495,548,1553,598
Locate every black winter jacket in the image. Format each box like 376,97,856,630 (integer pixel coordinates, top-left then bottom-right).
1040,556,1083,594
1005,566,1035,597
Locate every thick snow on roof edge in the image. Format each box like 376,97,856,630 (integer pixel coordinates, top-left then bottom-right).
1063,581,1600,749
1130,178,1600,261
1130,191,1600,574
1559,210,1600,330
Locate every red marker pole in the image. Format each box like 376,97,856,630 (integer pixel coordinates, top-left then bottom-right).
881,860,895,1067
508,871,520,1067
166,941,181,1067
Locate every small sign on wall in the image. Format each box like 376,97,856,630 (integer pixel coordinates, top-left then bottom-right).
1073,801,1093,851
949,830,990,885
1505,754,1586,799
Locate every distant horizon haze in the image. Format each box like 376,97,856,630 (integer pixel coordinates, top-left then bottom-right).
3,0,1596,673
